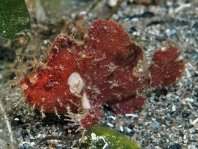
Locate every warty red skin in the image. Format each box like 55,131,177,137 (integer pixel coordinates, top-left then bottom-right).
20,19,184,128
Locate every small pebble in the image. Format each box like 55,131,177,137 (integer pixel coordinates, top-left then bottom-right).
169,143,181,149
150,121,160,129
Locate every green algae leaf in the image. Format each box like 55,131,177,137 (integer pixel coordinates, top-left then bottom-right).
84,125,142,149
0,0,30,39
